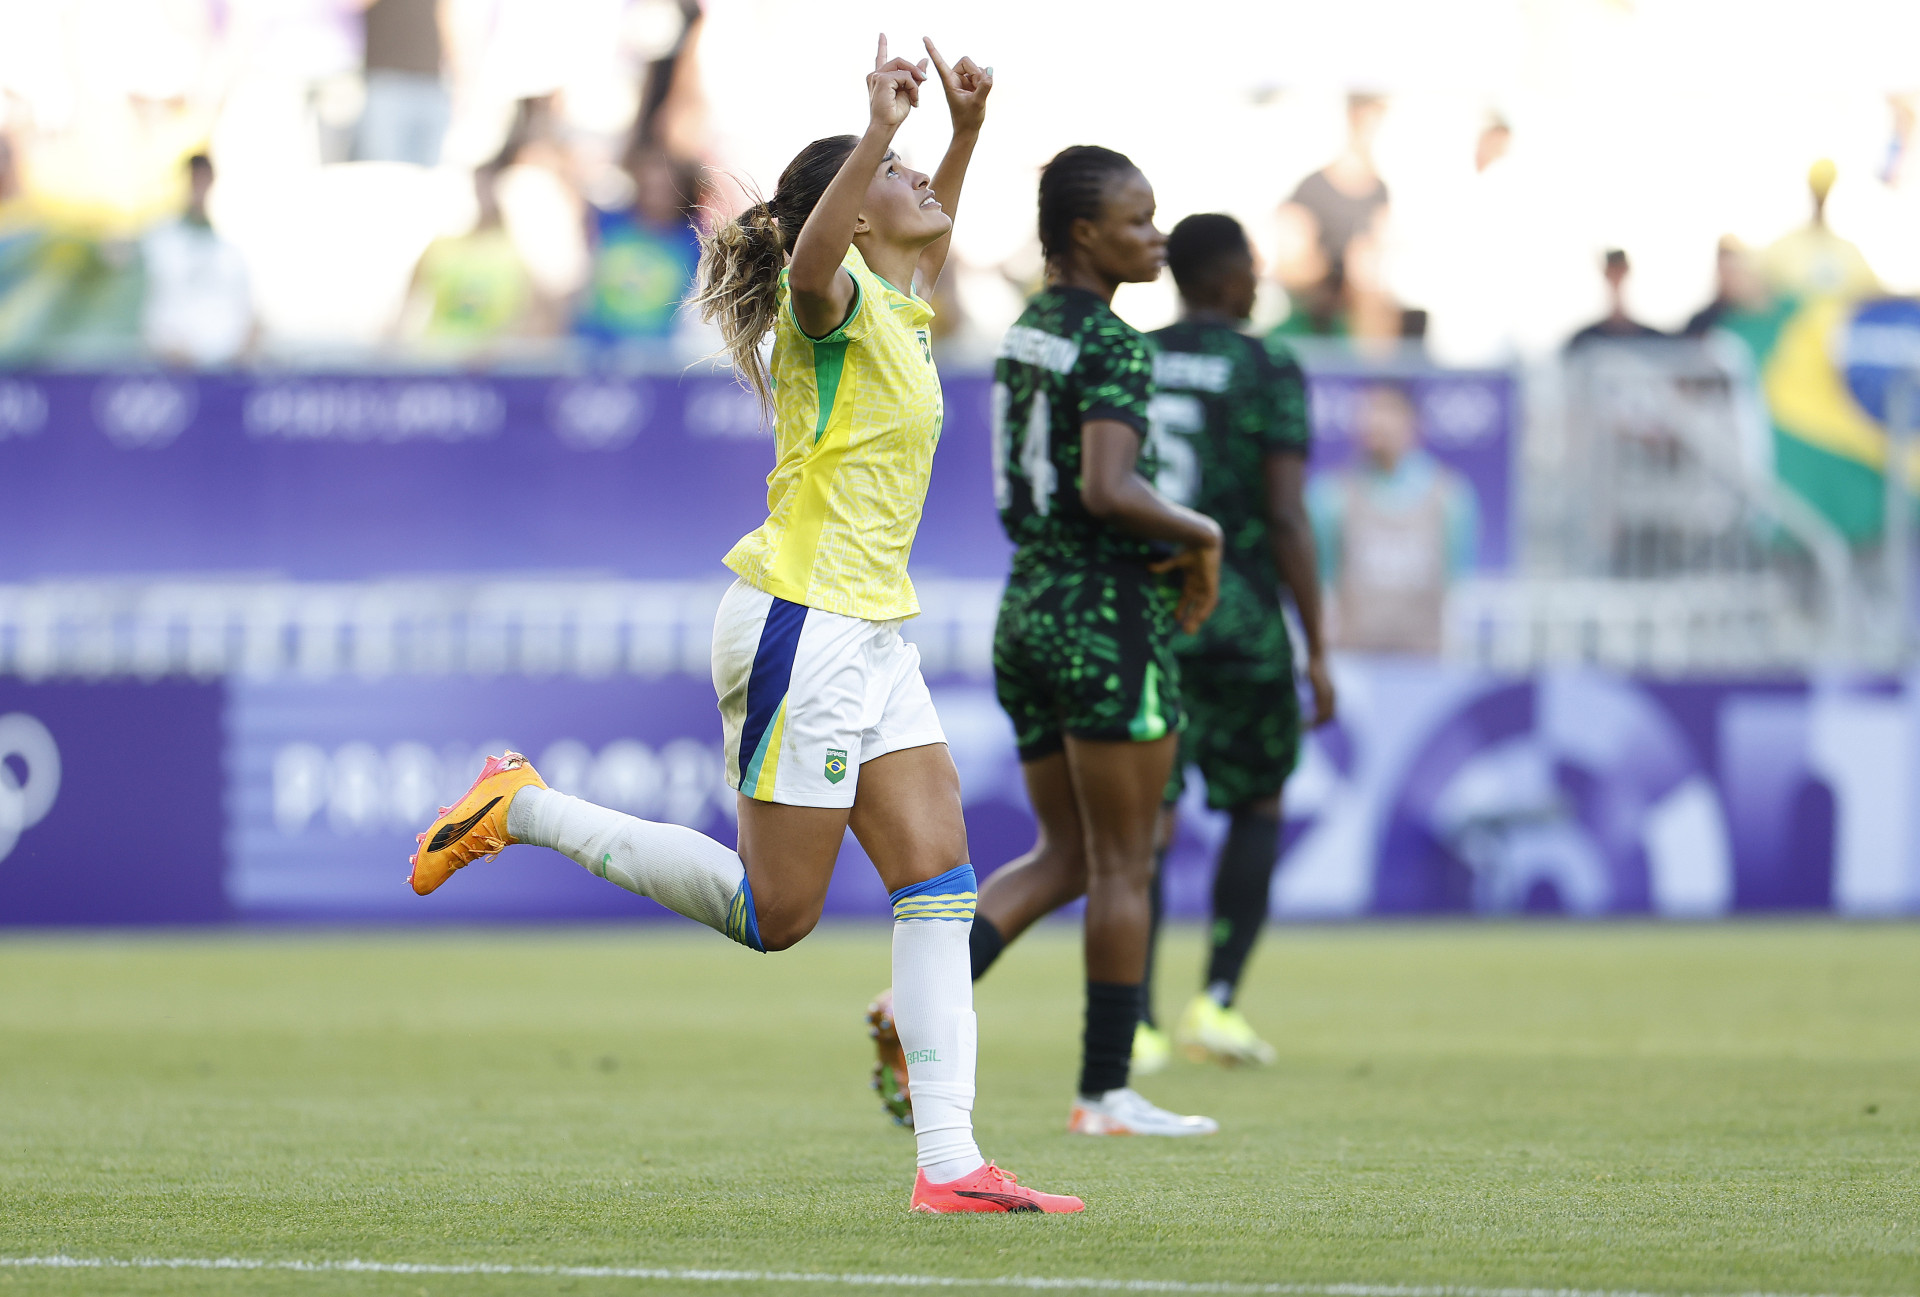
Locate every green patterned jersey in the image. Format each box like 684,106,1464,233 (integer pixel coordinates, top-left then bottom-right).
993,286,1159,571
1147,320,1311,663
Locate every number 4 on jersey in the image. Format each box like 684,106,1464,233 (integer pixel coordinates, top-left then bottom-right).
991,381,1057,516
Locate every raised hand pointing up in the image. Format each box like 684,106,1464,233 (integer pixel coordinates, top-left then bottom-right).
923,38,993,134
869,33,929,129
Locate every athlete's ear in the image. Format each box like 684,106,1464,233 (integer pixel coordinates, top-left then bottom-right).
1071,215,1100,255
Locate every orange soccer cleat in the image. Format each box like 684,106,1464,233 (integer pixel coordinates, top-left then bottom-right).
407,752,547,896
910,1161,1085,1214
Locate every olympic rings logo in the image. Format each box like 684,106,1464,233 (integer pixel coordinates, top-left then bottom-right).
0,714,61,865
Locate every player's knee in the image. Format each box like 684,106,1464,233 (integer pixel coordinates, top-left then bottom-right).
756,911,818,952
1043,833,1086,871
1028,840,1087,901
752,895,824,952
1083,844,1153,889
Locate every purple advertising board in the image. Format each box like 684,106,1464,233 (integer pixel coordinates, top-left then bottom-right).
4,662,1914,927
0,368,1512,584
0,679,227,925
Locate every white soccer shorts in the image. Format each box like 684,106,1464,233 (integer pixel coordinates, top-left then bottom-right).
712,579,946,809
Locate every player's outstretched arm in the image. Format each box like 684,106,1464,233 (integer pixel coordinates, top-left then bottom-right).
1264,450,1335,726
914,37,992,295
789,34,928,338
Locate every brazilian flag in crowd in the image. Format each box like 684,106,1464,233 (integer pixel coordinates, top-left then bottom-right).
1724,295,1920,542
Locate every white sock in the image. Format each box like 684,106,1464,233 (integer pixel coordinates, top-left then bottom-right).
889,864,985,1184
507,786,763,950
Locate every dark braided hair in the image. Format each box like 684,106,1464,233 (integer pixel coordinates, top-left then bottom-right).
1166,212,1252,297
692,134,858,411
1036,145,1139,267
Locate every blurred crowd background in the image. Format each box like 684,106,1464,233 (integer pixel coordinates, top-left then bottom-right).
0,0,1915,368
0,0,709,367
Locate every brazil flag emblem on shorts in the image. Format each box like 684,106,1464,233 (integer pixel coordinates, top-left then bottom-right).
825,748,848,784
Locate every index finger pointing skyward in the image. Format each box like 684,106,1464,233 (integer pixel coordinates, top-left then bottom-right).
875,33,888,71
922,37,954,82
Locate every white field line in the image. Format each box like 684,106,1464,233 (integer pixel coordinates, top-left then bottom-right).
0,1256,1891,1297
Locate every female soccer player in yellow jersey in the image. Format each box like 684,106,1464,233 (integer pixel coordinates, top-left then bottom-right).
406,36,1083,1215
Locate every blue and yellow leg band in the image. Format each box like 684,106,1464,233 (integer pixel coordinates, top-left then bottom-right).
889,864,978,923
726,873,765,952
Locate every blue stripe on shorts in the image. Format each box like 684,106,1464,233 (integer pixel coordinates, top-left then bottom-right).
737,595,808,790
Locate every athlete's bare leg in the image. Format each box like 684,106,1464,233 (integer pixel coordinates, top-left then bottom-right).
733,800,849,952
1064,734,1178,983
975,752,1086,941
978,734,1178,974
737,743,967,951
848,742,970,892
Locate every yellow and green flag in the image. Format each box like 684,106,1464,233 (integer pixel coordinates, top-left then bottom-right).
1729,295,1920,542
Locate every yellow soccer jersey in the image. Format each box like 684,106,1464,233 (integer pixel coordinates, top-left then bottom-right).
723,246,943,621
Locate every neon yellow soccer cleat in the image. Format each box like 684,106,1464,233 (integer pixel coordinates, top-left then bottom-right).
407,752,547,896
1130,1021,1172,1076
1174,993,1277,1067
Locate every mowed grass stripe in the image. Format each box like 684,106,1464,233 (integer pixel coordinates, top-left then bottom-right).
0,924,1915,1296
0,1254,1893,1297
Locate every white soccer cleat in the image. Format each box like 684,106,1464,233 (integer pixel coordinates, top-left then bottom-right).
1067,1087,1219,1137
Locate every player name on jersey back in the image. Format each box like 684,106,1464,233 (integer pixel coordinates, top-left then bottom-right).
1000,325,1081,375
1153,351,1234,393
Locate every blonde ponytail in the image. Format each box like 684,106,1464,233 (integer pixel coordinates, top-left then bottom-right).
691,135,859,416
693,201,787,413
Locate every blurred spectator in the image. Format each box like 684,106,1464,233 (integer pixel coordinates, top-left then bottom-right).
400,163,543,352
632,0,707,158
0,135,41,281
1268,259,1349,339
1280,93,1390,292
1475,117,1511,174
0,135,59,357
576,148,701,346
1310,383,1480,656
487,100,591,313
356,0,449,166
1565,249,1664,350
140,154,254,367
1272,93,1406,346
0,133,145,363
1879,93,1915,189
1683,237,1781,338
1345,223,1412,348
1759,159,1879,301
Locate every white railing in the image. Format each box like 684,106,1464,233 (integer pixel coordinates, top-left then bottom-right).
1515,345,1917,671
1445,574,1821,675
0,570,1885,682
0,577,1005,682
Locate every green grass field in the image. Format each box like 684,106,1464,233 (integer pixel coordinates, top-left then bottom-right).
1,922,1915,1296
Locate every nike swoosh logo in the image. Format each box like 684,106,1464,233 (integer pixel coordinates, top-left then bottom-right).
427,796,502,854
953,1191,1040,1212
